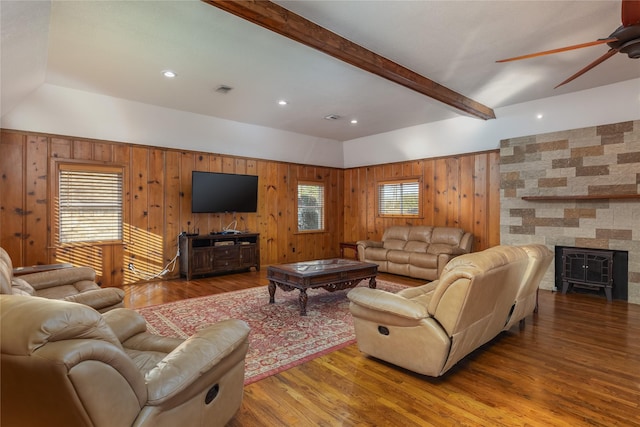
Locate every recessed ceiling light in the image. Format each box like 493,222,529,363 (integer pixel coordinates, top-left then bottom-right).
278,100,288,106
350,119,358,125
536,113,543,119
162,70,177,78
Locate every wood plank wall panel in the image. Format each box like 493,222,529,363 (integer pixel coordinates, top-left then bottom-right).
0,133,25,263
24,136,48,266
343,151,500,252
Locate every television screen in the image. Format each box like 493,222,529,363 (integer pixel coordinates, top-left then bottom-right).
191,171,258,213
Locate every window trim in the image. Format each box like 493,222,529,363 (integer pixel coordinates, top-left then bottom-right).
376,177,423,218
51,160,127,247
296,180,326,233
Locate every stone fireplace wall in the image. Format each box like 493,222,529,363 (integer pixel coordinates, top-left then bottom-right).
500,120,640,304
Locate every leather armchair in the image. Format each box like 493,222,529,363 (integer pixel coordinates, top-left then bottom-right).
0,246,124,312
348,245,549,377
1,294,250,427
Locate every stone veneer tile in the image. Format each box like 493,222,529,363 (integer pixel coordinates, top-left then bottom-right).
564,208,596,219
503,188,517,198
538,177,567,188
509,225,535,235
552,157,582,169
526,139,568,153
637,173,640,184
618,152,640,164
571,145,604,158
574,238,610,249
597,121,634,135
588,184,637,195
601,133,625,145
527,217,580,227
575,165,609,177
595,229,633,240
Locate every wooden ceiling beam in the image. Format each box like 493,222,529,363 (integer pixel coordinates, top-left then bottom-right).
203,0,496,120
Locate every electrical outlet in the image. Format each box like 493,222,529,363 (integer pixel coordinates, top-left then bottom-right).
128,263,134,271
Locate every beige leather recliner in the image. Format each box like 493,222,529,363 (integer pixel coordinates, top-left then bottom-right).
357,226,474,281
503,244,554,330
1,294,250,427
347,244,552,377
0,246,124,312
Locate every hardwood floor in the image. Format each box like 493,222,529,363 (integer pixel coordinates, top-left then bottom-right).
123,270,640,426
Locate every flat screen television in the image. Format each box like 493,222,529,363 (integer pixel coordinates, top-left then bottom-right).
191,171,258,213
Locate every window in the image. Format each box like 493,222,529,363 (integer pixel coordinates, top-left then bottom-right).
58,164,124,243
297,181,325,232
377,179,421,217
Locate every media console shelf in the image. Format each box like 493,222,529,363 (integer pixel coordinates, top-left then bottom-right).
179,233,260,280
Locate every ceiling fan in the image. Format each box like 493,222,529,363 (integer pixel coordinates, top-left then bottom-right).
497,0,640,88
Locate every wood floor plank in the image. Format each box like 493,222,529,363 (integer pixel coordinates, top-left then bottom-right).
122,270,640,426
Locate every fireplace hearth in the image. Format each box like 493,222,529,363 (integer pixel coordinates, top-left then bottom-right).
555,246,628,302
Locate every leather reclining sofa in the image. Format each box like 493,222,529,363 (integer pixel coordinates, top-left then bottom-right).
1,295,250,427
347,244,553,377
357,226,474,281
0,246,124,312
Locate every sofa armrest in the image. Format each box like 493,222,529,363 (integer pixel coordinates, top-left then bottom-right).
63,287,125,311
103,308,148,341
144,319,250,405
356,240,383,261
347,287,429,320
459,232,474,253
19,266,97,291
356,240,383,249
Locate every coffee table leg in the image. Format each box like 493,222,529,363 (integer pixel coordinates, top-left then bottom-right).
268,281,276,303
299,289,308,316
369,276,377,288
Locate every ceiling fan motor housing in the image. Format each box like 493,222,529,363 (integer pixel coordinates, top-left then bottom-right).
607,25,640,58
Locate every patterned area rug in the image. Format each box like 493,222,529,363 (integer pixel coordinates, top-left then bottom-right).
137,280,408,384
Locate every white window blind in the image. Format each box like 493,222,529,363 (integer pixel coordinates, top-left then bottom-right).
59,167,123,243
378,180,420,216
298,182,325,231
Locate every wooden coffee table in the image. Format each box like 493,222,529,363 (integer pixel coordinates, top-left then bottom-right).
267,258,378,315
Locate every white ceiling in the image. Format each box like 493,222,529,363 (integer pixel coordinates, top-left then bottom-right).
2,0,639,142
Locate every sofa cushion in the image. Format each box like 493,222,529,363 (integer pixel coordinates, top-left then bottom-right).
383,239,407,250
431,227,465,246
408,252,438,268
387,250,410,264
365,247,390,261
404,241,429,253
382,226,410,241
407,226,433,242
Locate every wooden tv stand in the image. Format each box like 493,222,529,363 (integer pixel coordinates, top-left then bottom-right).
179,233,260,280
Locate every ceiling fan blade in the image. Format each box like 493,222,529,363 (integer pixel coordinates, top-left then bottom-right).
554,48,619,88
496,38,618,63
621,0,640,26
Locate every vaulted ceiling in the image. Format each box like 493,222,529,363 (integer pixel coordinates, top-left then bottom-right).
2,0,639,141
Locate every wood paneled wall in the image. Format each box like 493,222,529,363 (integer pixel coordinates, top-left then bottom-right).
0,130,343,286
1,129,500,287
343,152,501,252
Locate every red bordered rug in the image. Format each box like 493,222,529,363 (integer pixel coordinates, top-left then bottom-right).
136,280,408,384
